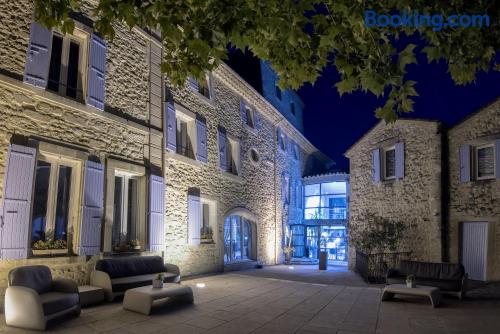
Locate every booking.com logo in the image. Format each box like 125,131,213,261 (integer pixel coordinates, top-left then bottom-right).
365,10,490,31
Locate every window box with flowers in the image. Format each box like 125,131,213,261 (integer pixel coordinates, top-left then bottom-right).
32,239,69,256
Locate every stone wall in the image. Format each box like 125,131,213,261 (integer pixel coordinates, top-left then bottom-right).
448,100,500,281
346,120,444,268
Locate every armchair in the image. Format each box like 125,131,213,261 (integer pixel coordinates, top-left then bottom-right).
5,265,80,330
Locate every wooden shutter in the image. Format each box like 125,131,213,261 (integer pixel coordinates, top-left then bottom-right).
372,148,381,183
240,99,247,125
253,109,260,130
0,145,36,259
395,142,405,179
218,130,227,171
196,119,207,163
87,34,106,110
149,175,165,252
459,144,471,183
78,161,104,256
188,77,199,91
149,42,163,128
24,22,52,88
495,139,500,179
165,102,176,151
187,194,200,245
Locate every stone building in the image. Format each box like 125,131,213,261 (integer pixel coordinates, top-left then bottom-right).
346,104,500,281
0,0,329,307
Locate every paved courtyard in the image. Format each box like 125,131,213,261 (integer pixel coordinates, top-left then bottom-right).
2,269,500,334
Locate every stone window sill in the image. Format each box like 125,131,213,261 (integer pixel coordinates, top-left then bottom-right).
166,151,203,167
221,170,244,183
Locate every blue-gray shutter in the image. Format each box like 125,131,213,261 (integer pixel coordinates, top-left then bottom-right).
240,99,248,125
165,102,176,151
277,127,283,149
459,144,471,183
78,161,104,256
188,77,199,91
0,145,36,259
372,148,381,183
495,139,500,179
253,109,260,130
395,142,405,179
187,194,200,245
282,173,287,204
218,130,227,171
196,119,207,163
24,22,52,88
149,175,165,252
87,34,106,110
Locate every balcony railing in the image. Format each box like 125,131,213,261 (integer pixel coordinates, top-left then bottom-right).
355,250,412,283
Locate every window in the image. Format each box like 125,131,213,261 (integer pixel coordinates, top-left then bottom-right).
293,143,300,160
224,215,254,263
225,136,240,175
188,75,212,100
382,146,396,180
475,143,495,180
275,85,282,100
249,148,260,165
106,161,146,252
283,175,290,204
304,182,347,220
200,199,216,243
291,225,305,257
245,105,255,128
279,132,287,151
290,102,296,115
47,29,88,101
175,110,196,159
31,153,81,252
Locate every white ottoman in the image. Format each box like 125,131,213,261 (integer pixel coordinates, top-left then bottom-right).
123,284,194,315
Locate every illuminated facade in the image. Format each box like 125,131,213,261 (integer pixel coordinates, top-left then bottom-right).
0,0,332,307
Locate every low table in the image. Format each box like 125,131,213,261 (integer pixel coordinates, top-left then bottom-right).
382,284,441,307
123,284,194,315
78,285,105,307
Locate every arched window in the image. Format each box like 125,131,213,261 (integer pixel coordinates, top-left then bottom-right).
224,215,255,263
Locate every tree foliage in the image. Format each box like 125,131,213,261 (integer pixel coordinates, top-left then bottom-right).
34,0,500,122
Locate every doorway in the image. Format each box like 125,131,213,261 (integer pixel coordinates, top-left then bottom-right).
462,222,488,281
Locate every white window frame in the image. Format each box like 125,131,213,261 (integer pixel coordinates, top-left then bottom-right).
175,105,197,160
31,150,83,254
475,143,496,180
382,145,396,180
47,27,89,102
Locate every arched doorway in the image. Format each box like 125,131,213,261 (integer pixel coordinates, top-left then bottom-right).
223,215,257,263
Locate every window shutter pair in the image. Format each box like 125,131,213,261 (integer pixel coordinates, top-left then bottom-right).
24,22,107,110
187,194,201,245
459,140,500,182
0,145,105,259
218,130,228,171
372,142,405,182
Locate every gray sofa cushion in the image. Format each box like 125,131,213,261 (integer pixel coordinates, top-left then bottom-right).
110,272,178,292
40,292,79,316
95,256,166,279
397,260,464,280
9,265,53,294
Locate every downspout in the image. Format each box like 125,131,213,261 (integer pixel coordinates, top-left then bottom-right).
440,124,450,262
273,117,285,264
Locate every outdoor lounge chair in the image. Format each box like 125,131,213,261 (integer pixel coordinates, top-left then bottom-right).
4,265,80,330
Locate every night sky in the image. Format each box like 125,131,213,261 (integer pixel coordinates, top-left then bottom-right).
299,50,500,171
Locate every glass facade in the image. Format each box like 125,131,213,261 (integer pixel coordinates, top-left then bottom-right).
304,182,347,220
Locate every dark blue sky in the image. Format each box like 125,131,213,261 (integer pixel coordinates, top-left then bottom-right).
299,56,500,171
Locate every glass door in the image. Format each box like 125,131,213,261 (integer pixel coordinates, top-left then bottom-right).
305,226,319,259
319,226,348,265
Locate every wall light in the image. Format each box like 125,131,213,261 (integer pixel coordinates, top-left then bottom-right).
196,283,206,288
288,266,295,270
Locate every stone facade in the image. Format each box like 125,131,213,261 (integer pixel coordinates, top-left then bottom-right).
345,120,444,268
448,101,500,281
0,0,324,308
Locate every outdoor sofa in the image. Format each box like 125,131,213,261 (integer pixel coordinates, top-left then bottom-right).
386,260,467,299
5,265,80,330
90,255,180,301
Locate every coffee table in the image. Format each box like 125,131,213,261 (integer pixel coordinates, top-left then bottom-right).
123,284,194,315
381,284,441,307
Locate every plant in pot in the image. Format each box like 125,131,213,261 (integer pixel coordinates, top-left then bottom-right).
406,274,416,288
32,239,68,255
153,273,164,288
129,239,141,251
283,246,294,264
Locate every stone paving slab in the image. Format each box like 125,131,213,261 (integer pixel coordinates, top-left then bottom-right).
1,272,500,333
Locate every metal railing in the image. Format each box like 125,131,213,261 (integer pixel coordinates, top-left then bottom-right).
355,250,412,283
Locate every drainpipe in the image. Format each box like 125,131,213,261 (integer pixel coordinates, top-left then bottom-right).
273,117,285,265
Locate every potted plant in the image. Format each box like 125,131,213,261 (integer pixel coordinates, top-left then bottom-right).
129,239,141,251
283,246,294,264
153,273,164,288
406,274,416,288
32,239,68,256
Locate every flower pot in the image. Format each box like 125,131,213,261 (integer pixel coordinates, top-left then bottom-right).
284,252,292,264
32,248,68,256
406,281,416,288
152,279,164,289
